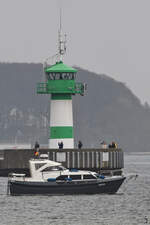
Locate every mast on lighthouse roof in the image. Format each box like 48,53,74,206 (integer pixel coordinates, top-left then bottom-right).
57,8,66,63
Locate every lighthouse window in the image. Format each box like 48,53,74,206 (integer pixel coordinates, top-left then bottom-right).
47,72,75,80
70,73,75,80
63,73,68,79
48,73,55,80
69,73,74,80
54,73,61,79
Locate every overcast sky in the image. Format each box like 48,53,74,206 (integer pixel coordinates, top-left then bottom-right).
0,0,150,104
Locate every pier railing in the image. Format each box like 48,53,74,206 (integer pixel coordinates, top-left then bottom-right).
0,148,124,176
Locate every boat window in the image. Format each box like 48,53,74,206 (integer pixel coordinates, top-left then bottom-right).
83,174,96,179
42,166,64,172
35,163,47,170
95,173,100,178
70,175,81,180
56,175,68,180
113,171,122,176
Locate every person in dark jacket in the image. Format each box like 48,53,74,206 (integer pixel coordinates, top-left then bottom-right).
109,141,117,148
58,141,63,149
60,141,63,149
78,141,83,149
34,141,40,150
34,141,40,157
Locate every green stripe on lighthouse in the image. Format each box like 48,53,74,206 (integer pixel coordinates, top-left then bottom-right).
50,126,74,139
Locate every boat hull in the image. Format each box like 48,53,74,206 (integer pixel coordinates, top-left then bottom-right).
9,177,125,195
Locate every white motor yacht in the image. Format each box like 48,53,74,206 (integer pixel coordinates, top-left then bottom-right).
8,154,125,195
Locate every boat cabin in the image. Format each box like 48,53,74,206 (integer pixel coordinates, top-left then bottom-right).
28,154,99,181
29,154,66,179
9,154,104,182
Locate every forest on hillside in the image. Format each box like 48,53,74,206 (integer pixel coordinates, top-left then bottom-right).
0,63,150,152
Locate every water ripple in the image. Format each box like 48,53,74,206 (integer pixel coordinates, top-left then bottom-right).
0,154,150,225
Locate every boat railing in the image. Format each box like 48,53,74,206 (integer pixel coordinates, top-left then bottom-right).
8,173,26,181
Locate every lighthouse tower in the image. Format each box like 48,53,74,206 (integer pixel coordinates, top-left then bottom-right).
37,22,85,149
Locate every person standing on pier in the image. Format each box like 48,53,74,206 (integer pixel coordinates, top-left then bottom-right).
78,141,83,149
101,141,107,149
34,141,40,157
58,141,63,149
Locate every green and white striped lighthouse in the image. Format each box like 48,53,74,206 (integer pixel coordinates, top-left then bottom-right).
37,23,85,148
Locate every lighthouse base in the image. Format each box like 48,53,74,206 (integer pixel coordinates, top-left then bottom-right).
49,139,74,149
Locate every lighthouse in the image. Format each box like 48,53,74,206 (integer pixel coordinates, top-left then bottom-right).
37,22,85,149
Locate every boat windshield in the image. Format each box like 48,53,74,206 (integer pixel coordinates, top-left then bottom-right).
41,166,66,172
35,163,47,170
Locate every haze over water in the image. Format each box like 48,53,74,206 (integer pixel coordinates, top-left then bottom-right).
0,153,150,225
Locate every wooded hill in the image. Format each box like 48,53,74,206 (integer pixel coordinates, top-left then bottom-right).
0,63,149,152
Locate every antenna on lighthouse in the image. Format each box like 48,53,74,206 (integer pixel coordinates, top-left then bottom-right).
58,8,67,62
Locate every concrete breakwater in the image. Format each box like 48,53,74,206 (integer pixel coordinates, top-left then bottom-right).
0,148,124,176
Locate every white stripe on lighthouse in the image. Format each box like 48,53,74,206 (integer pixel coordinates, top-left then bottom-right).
50,100,73,126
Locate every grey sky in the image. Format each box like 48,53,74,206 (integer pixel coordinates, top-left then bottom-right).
0,0,150,104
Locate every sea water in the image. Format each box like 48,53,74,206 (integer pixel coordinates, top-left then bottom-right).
0,153,150,225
